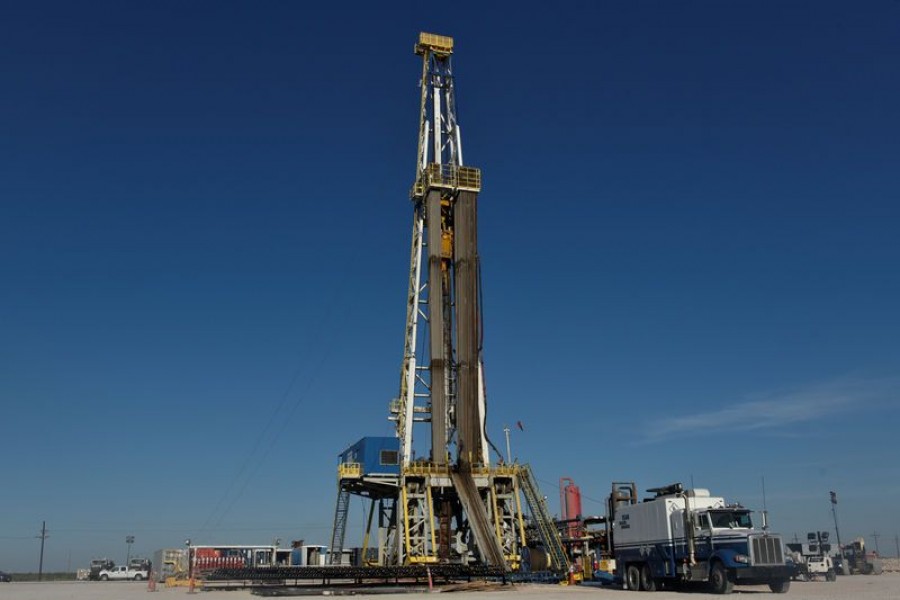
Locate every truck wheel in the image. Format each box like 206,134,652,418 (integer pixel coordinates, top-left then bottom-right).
100,574,109,581
134,574,143,581
709,562,733,594
768,580,790,593
626,564,641,591
826,570,836,582
640,564,657,591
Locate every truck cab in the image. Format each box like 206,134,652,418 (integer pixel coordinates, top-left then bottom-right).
88,558,115,581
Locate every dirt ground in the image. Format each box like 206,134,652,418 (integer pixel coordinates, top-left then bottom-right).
2,576,899,599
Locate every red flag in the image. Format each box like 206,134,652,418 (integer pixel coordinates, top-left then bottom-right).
516,421,524,431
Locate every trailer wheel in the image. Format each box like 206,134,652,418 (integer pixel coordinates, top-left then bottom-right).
640,564,657,591
768,580,790,593
709,562,733,594
626,564,641,591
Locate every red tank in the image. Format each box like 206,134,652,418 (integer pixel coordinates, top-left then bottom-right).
559,477,583,538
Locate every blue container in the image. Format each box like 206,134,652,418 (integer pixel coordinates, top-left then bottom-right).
339,437,400,476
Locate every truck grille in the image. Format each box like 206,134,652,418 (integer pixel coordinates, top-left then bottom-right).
750,535,784,566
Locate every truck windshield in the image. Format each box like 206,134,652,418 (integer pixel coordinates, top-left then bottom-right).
709,510,752,529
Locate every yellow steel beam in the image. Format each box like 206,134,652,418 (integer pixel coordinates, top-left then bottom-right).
513,475,527,558
426,482,438,560
401,484,412,563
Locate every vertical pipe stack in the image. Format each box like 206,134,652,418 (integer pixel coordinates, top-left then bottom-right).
454,190,481,469
426,189,448,464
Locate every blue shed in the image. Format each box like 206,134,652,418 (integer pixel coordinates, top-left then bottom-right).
339,437,400,476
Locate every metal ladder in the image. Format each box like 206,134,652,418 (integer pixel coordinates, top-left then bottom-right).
328,488,351,564
518,464,569,573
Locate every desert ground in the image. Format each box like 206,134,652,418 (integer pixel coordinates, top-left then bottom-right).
2,576,900,600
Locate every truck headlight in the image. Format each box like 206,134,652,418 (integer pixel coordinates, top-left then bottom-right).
734,554,749,564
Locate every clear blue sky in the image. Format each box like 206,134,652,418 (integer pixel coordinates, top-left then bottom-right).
2,0,899,572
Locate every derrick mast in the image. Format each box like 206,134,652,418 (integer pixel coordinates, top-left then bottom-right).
329,34,567,575
392,32,488,471
386,33,509,568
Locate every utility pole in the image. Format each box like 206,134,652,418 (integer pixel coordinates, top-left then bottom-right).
126,535,135,564
36,521,48,581
830,491,842,550
871,531,880,555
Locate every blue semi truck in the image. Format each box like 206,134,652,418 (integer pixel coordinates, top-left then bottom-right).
605,482,792,594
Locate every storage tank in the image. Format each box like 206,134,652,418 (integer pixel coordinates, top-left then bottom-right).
560,477,583,538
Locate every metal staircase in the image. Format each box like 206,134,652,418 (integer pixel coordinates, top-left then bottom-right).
328,488,351,564
518,464,569,573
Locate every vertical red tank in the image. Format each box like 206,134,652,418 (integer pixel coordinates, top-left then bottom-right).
559,477,583,538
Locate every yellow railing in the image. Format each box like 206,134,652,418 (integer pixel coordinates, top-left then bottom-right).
473,464,520,477
338,462,362,479
403,462,451,477
412,164,482,197
401,462,519,477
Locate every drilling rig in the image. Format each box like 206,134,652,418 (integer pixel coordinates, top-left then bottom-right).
328,33,566,575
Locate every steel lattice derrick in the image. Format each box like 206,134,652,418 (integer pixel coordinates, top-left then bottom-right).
330,33,559,576
373,33,528,573
397,32,488,471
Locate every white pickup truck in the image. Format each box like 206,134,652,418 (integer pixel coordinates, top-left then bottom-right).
98,565,149,581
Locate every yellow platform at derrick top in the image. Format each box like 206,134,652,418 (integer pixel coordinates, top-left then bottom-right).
416,32,453,55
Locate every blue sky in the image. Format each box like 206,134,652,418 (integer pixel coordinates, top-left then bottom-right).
2,0,899,571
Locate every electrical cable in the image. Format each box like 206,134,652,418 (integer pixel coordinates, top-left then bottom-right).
474,253,504,462
198,285,345,533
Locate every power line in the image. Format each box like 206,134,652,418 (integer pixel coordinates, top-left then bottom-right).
199,287,345,533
